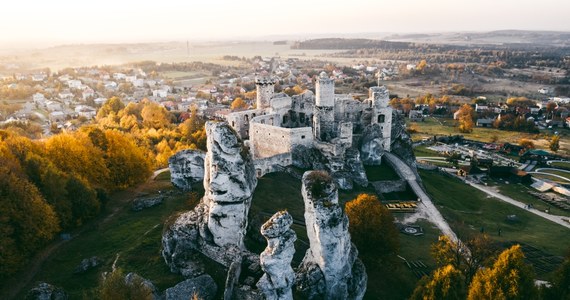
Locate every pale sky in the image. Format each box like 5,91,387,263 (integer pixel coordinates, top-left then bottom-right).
2,0,569,47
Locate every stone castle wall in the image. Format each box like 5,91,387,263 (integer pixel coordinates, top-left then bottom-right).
250,121,313,159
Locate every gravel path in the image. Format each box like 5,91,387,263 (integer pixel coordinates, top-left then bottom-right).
384,153,460,243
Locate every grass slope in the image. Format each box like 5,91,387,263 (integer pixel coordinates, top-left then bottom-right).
420,170,569,260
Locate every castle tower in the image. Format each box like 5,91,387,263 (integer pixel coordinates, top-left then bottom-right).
314,72,336,142
369,86,392,150
255,77,275,110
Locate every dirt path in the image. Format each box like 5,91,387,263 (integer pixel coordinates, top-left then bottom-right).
0,172,167,300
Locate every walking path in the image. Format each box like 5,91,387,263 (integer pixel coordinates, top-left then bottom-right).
384,153,460,243
466,181,570,230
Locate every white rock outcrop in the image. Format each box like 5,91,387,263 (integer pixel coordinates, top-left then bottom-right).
296,171,367,300
162,122,257,273
202,121,257,248
169,149,206,191
256,211,296,300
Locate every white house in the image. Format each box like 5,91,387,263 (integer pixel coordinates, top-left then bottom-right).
59,91,74,99
49,111,67,122
45,100,63,111
82,88,95,100
152,89,168,98
94,97,107,106
75,105,97,119
31,74,47,82
32,93,45,104
67,80,82,89
113,73,127,80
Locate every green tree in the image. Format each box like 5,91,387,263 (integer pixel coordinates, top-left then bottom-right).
550,135,560,152
411,264,466,300
542,255,570,299
468,245,537,300
0,160,60,280
345,194,399,262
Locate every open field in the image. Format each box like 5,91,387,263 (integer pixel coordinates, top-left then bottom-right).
540,169,570,180
532,173,570,184
410,116,570,153
420,169,570,268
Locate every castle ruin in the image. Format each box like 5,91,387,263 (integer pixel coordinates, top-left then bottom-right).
225,72,393,186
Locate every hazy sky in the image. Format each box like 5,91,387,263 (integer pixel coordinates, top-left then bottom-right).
2,0,569,47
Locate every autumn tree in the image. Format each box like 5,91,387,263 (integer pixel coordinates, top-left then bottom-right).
432,234,497,285
410,264,466,300
550,135,560,152
230,97,248,111
456,104,474,133
104,130,153,190
97,97,125,120
518,138,535,150
99,269,154,300
141,102,171,129
468,245,537,300
0,156,60,280
345,194,399,263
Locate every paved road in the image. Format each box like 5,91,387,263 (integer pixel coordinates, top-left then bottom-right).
466,182,570,230
384,153,460,243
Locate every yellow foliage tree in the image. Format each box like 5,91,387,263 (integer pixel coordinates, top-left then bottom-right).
456,104,474,133
411,264,466,300
230,97,248,111
468,245,537,300
345,194,399,262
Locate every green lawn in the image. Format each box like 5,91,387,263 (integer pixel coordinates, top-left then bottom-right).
495,183,570,217
532,173,570,185
550,161,570,170
365,164,401,181
413,145,445,158
539,169,570,180
420,170,570,262
23,180,202,299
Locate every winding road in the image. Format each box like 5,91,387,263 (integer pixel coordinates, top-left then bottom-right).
384,153,460,243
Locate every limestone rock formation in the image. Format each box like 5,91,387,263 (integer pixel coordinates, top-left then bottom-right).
25,282,68,300
73,256,101,274
292,145,368,190
202,121,257,248
296,171,367,300
124,272,161,300
162,121,257,273
360,123,384,165
169,149,206,191
165,274,217,300
256,211,296,300
390,112,419,177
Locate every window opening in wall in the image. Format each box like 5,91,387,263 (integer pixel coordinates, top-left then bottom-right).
301,135,305,139
231,121,235,127
378,114,385,123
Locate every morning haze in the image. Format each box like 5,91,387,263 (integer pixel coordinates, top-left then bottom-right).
2,0,570,47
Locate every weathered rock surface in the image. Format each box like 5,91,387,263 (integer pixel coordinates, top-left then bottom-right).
296,171,367,300
131,195,164,211
169,149,206,191
25,282,67,300
292,145,368,190
256,211,296,300
124,272,161,300
202,121,257,248
390,111,419,177
165,274,217,300
360,123,384,166
162,122,257,273
73,256,101,274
